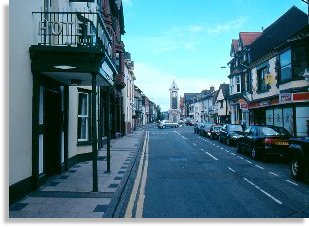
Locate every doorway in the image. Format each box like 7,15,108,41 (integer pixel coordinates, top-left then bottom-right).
44,87,62,176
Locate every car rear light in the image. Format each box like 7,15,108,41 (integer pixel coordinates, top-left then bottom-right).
264,138,275,145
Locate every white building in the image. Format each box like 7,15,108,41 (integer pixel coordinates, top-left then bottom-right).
10,0,126,203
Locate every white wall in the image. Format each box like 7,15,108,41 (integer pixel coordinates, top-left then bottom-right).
9,0,43,186
251,57,279,100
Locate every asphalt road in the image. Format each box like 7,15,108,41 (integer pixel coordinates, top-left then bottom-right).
120,125,309,218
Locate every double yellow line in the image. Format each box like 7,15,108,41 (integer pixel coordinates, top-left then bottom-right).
125,131,149,218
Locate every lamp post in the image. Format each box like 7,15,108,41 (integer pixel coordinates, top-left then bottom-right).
301,0,309,24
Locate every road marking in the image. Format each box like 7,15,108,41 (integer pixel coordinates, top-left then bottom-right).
230,153,236,156
243,178,282,205
237,156,244,160
220,147,223,150
246,160,252,164
225,150,230,153
125,131,149,218
228,167,236,173
255,164,264,170
286,180,298,186
193,143,197,146
201,148,204,151
205,152,219,161
268,171,279,177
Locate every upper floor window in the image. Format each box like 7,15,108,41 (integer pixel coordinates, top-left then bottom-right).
257,67,269,92
280,49,292,82
230,75,241,95
293,46,309,79
235,75,241,93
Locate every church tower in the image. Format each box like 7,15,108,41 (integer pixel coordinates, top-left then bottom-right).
169,80,181,123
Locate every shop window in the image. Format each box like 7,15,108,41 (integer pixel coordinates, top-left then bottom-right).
77,89,91,143
279,49,292,82
257,67,269,93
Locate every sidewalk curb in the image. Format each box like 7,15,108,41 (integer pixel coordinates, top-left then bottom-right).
103,130,146,218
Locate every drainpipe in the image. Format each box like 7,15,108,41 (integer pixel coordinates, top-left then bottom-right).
91,73,98,192
106,87,111,173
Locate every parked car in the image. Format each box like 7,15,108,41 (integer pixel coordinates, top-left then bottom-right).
288,137,309,182
194,122,205,134
209,125,222,139
185,118,195,126
219,124,244,146
237,125,292,160
200,123,212,137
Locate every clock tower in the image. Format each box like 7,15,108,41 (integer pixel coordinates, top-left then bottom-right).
169,80,181,123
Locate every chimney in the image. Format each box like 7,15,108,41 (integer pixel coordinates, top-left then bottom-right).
210,86,214,92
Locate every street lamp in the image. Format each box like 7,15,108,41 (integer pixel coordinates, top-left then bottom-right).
301,0,309,24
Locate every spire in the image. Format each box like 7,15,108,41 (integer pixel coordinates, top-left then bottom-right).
169,79,179,91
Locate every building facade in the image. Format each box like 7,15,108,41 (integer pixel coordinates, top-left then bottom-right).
9,0,156,204
247,7,309,137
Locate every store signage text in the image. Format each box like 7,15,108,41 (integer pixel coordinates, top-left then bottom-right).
280,93,292,103
38,19,95,37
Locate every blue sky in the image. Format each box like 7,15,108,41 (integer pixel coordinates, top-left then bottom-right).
122,0,308,111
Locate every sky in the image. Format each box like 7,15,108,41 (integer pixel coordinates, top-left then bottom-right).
121,0,308,111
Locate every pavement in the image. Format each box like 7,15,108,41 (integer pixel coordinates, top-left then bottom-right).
9,129,146,218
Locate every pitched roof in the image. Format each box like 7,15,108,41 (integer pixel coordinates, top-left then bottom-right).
184,93,199,102
250,6,307,62
239,32,262,46
220,84,230,99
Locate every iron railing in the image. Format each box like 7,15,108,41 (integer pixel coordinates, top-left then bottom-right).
32,11,113,58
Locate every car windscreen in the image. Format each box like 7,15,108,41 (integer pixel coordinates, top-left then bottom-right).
213,126,221,131
229,125,243,132
260,127,291,136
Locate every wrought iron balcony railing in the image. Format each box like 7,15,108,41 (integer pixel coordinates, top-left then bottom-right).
32,11,113,59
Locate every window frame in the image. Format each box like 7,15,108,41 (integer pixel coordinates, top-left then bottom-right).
257,66,269,93
279,49,292,83
77,88,92,145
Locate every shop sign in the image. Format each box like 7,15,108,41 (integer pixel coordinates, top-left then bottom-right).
39,19,95,37
265,74,274,85
293,92,309,102
240,102,248,110
280,93,292,103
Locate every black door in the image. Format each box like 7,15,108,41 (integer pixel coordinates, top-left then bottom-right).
44,88,62,176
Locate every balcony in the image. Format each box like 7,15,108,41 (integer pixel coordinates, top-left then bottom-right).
29,11,117,87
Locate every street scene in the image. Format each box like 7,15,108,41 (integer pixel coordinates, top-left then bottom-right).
7,0,309,220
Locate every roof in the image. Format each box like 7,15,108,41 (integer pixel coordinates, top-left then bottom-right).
220,84,230,98
239,32,262,46
169,80,179,90
250,6,307,62
183,93,199,102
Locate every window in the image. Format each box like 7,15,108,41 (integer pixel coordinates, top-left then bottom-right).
293,46,309,79
280,49,292,82
236,75,241,93
78,90,91,143
229,79,233,95
257,67,269,92
220,100,223,109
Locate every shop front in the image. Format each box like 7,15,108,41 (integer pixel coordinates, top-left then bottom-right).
248,92,309,136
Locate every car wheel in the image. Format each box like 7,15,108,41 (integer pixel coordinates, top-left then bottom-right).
251,147,258,160
290,155,304,180
236,142,242,153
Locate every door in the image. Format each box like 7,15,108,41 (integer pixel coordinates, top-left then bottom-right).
44,88,62,176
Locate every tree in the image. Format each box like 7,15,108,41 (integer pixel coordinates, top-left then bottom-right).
156,105,163,121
